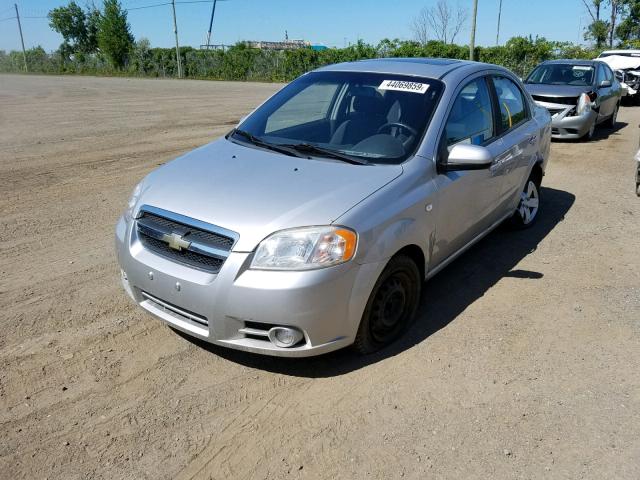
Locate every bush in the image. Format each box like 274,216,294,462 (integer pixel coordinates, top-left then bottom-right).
0,36,604,81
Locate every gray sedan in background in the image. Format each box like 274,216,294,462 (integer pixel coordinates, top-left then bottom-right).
116,58,551,357
525,60,622,140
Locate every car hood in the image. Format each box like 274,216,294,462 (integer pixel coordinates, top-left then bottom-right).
136,138,403,251
597,55,640,71
525,83,593,99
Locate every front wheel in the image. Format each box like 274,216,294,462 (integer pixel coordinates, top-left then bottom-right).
582,121,596,141
354,255,421,354
605,103,619,128
508,175,541,229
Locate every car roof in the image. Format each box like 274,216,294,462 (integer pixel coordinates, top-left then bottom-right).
600,49,640,54
542,59,601,67
314,57,504,80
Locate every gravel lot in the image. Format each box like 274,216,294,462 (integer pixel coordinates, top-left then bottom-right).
1,74,639,480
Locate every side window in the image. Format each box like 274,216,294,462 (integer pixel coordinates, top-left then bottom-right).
444,78,494,148
596,66,607,85
604,65,615,82
492,76,527,132
265,82,339,134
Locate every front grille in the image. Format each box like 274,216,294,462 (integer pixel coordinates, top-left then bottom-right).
135,206,238,273
532,95,579,106
139,235,225,271
140,212,234,250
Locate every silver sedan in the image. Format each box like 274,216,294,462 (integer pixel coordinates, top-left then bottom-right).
116,58,551,356
525,60,622,140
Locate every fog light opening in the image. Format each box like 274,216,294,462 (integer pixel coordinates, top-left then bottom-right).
268,327,304,348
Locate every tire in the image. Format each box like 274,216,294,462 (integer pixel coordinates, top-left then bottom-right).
582,121,596,141
508,173,541,229
605,103,619,128
353,255,421,354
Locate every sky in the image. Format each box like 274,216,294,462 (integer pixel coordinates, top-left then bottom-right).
0,0,595,53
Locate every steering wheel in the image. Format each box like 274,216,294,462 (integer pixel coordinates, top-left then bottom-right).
377,122,418,138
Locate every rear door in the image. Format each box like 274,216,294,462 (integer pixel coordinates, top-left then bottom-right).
489,75,539,212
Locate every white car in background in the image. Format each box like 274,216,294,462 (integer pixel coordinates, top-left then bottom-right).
597,50,640,102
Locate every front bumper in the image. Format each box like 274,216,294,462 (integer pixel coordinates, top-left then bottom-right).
115,216,384,357
535,100,596,139
550,110,597,139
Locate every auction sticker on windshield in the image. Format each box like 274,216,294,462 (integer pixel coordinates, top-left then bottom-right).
379,80,429,94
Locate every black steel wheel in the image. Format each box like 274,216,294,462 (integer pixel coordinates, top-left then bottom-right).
354,255,421,354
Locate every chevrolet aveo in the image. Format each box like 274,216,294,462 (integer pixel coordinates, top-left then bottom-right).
115,58,551,357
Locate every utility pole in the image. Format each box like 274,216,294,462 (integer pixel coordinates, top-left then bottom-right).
469,0,478,61
205,0,217,49
15,3,27,72
171,0,183,78
496,0,503,45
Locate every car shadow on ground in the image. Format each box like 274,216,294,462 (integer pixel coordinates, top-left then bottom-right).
592,121,628,140
175,186,576,378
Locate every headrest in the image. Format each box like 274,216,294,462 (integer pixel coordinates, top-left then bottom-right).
353,90,386,115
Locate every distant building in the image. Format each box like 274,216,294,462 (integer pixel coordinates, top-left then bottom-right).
245,39,310,50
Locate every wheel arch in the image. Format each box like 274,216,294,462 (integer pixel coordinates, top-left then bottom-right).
392,244,426,281
530,161,544,187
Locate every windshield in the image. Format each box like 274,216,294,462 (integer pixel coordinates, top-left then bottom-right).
526,64,595,86
233,71,444,164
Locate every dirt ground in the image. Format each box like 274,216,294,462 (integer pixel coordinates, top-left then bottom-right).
0,74,639,480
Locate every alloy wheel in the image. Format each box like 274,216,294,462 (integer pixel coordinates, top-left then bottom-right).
518,180,539,225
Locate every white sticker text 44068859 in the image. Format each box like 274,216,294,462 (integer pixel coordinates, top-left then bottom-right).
378,80,429,94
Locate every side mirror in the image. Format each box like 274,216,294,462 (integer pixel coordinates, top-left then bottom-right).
445,144,494,171
600,80,612,88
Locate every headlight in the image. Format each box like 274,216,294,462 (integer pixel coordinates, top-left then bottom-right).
250,226,357,271
125,181,143,220
576,93,593,116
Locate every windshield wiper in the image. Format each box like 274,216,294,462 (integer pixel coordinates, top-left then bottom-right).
229,129,301,157
281,143,369,165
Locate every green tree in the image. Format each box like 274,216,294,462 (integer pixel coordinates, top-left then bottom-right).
586,19,611,46
48,1,98,57
97,0,134,69
616,0,640,43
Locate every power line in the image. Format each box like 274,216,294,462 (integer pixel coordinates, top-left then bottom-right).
126,2,170,11
0,15,16,21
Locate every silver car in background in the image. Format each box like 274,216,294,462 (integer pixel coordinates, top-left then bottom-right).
524,60,622,140
115,58,551,357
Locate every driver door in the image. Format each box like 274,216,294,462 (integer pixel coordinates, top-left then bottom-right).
430,75,504,266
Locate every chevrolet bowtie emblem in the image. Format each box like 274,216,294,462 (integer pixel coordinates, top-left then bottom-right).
162,232,191,251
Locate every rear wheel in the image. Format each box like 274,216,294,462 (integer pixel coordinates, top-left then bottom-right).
508,173,541,229
354,255,421,354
